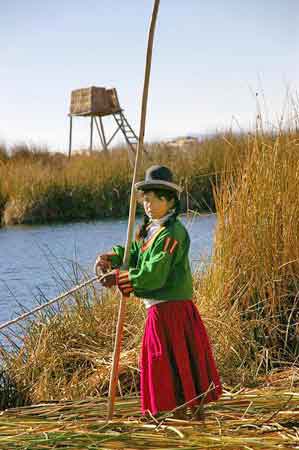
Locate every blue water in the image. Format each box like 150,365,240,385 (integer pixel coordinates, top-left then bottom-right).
0,214,216,325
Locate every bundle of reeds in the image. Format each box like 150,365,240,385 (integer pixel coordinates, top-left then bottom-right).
70,86,121,115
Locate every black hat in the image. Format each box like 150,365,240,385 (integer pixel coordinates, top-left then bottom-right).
135,165,182,193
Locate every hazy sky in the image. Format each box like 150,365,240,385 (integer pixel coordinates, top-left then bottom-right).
0,0,298,152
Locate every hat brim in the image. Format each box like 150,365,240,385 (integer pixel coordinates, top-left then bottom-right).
135,180,182,193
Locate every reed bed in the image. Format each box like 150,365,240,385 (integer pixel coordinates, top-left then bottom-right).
0,135,242,225
0,146,132,225
1,382,299,449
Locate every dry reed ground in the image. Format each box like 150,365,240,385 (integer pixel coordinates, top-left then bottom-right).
1,373,299,449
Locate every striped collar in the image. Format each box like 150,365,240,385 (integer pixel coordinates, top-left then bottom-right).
149,209,175,226
141,226,166,252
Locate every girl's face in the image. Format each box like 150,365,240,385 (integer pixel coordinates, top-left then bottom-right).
140,190,174,219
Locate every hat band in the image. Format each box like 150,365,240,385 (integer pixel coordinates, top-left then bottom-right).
135,179,182,193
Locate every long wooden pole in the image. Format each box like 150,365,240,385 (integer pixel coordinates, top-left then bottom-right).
107,0,160,421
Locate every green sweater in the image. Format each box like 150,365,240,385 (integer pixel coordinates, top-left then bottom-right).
111,218,193,301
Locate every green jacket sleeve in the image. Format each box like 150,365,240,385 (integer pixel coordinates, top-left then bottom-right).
116,231,181,296
111,245,124,268
111,240,139,268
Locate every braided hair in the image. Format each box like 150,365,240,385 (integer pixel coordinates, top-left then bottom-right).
137,189,181,241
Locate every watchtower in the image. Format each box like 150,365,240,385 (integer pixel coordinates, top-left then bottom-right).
68,86,138,159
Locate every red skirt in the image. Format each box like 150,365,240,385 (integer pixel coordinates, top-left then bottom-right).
140,300,222,415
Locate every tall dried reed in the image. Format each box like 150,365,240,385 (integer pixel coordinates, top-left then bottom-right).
197,128,299,381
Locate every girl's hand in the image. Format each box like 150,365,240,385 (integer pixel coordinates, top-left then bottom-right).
100,270,117,288
94,253,114,276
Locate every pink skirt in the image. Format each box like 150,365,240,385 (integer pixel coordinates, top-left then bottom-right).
140,300,222,415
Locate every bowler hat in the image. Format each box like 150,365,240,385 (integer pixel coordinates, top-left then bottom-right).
135,165,182,193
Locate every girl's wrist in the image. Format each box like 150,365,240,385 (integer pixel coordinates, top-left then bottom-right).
115,269,134,296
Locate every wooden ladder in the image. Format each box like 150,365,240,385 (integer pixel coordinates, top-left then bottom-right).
113,111,139,154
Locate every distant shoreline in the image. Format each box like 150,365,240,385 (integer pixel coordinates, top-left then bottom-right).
0,137,226,226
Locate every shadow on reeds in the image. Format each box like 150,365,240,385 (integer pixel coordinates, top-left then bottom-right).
0,368,28,410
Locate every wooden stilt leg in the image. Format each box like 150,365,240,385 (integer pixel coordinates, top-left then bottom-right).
68,115,73,158
90,116,94,154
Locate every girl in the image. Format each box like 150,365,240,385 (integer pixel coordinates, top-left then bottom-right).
95,165,222,420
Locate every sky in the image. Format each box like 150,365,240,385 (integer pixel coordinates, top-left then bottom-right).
0,0,298,153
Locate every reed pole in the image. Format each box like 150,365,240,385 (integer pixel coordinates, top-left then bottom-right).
107,0,160,421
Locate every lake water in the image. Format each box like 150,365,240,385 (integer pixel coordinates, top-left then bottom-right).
0,214,216,325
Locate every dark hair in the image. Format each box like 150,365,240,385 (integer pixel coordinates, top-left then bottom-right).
137,189,180,241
